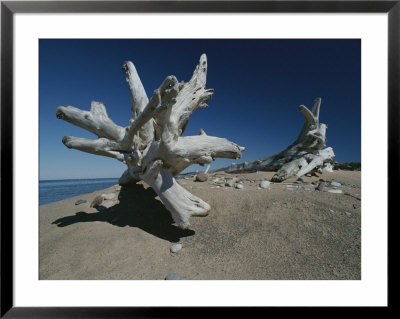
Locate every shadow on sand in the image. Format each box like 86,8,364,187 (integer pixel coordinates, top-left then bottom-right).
52,183,195,242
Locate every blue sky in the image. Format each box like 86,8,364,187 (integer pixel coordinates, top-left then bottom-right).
39,39,360,180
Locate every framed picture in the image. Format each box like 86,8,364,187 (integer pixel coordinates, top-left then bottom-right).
1,0,395,316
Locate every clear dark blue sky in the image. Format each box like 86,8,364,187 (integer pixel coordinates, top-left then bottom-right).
39,39,360,180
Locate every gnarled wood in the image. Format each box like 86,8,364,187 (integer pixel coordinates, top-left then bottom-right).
222,98,335,181
57,54,244,228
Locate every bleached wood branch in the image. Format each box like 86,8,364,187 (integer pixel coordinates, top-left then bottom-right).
122,61,149,119
222,97,334,182
62,136,125,160
56,101,125,142
121,75,180,149
142,166,211,229
162,54,214,143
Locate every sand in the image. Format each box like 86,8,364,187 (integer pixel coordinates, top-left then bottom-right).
39,170,361,280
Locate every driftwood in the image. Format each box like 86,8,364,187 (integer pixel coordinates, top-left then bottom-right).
223,98,335,181
56,54,244,228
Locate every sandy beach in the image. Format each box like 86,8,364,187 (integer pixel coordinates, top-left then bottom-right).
39,170,361,280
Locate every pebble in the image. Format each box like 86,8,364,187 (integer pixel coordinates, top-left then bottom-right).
330,181,341,187
329,209,335,213
103,193,116,200
345,212,351,217
286,185,298,190
90,195,104,208
259,180,270,189
328,189,343,194
170,243,182,253
75,199,87,205
213,178,225,184
195,173,208,182
296,250,302,254
225,178,236,187
102,200,114,208
165,273,181,280
235,184,243,190
316,182,325,191
349,228,355,233
297,178,304,183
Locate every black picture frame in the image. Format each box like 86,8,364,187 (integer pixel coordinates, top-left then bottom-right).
1,1,395,317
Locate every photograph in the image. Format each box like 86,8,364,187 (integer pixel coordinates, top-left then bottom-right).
39,39,361,280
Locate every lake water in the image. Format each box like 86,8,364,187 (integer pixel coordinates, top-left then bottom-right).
39,178,119,205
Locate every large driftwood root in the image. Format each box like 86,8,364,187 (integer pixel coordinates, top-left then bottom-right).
223,98,335,182
56,54,244,228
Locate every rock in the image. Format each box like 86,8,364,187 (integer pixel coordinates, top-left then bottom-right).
102,200,114,208
212,178,223,184
329,208,335,213
75,199,87,205
235,184,243,189
319,178,326,182
259,180,270,189
103,193,116,200
305,174,312,177
165,273,181,280
90,195,104,207
345,212,351,217
296,250,302,254
286,185,298,190
316,182,325,191
195,173,208,182
225,178,236,187
330,181,341,187
328,189,343,194
296,177,304,183
170,243,182,253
